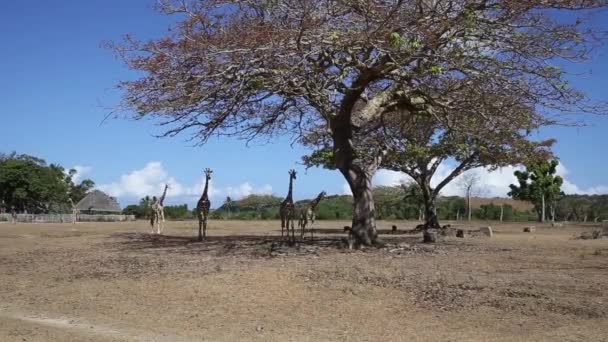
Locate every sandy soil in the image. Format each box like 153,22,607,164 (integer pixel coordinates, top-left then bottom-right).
0,220,607,341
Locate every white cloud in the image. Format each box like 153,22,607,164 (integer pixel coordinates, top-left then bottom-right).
437,166,522,197
224,183,273,199
373,170,410,187
97,162,273,203
98,162,169,198
556,163,608,195
342,182,352,195
69,165,92,184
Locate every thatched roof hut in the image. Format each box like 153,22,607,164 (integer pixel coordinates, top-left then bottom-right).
75,190,121,213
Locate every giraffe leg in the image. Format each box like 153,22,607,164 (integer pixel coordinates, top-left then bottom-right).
299,214,304,239
203,215,207,239
159,211,165,235
156,214,160,235
280,213,285,239
197,212,203,242
291,215,295,243
310,214,315,240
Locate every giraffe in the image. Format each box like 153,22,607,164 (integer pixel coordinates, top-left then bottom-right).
298,191,326,239
68,198,79,224
280,169,297,242
151,184,170,234
149,196,157,229
10,206,17,225
196,168,212,241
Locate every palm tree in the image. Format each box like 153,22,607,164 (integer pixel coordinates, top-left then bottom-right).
225,196,233,218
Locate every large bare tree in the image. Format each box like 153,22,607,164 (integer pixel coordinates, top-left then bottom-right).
110,0,607,246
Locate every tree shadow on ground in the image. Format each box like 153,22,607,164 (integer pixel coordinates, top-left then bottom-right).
108,231,424,258
313,228,422,235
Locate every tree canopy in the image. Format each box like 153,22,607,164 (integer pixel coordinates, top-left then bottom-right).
0,153,96,213
509,159,564,222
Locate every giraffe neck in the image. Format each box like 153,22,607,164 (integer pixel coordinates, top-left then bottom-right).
310,194,324,210
286,176,294,201
159,185,168,205
202,177,210,200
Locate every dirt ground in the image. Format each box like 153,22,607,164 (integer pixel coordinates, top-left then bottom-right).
0,220,607,342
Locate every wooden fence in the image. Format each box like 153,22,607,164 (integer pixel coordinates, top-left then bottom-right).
0,213,136,223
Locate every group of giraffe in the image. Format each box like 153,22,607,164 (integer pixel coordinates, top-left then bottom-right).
279,169,327,243
148,168,325,243
149,168,212,242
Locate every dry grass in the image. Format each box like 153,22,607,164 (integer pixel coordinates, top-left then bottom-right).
0,220,607,341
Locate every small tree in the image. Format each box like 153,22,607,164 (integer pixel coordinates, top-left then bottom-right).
224,196,233,218
509,160,564,223
400,182,425,221
459,173,480,222
66,169,95,204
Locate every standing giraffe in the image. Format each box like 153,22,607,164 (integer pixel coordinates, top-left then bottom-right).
151,184,170,234
68,198,79,224
196,168,212,241
298,191,326,239
280,169,297,242
10,206,17,225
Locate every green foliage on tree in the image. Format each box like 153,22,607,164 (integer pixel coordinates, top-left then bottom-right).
65,169,96,204
123,196,157,219
0,152,95,213
509,160,564,222
554,195,608,222
164,204,192,220
313,195,353,220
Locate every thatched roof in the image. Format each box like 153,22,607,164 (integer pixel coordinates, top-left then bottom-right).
76,190,121,213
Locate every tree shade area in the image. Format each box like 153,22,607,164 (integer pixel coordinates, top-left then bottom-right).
0,152,96,214
110,0,608,245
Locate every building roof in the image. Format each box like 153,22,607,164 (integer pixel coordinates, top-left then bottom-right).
75,190,122,212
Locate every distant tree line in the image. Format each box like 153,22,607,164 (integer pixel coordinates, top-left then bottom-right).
205,187,537,222
121,185,608,224
554,195,608,223
123,197,193,220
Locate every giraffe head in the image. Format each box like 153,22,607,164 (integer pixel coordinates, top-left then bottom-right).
318,191,327,199
288,169,297,180
204,168,213,180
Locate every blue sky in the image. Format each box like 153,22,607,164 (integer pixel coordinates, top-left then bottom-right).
1,1,608,208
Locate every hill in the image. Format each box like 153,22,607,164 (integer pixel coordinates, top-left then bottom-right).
469,197,534,211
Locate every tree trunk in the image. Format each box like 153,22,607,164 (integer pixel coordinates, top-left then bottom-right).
420,181,440,229
331,103,384,247
456,209,460,221
541,193,546,223
467,193,472,222
500,204,504,222
341,167,378,246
